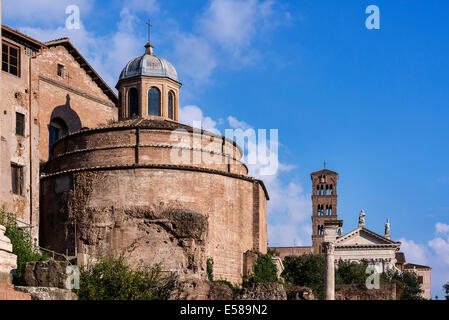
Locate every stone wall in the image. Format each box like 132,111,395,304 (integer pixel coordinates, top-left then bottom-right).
0,224,31,300
269,247,312,260
41,168,267,284
40,120,268,285
335,283,397,300
0,29,117,241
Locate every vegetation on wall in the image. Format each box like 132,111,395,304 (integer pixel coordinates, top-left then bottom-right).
245,252,279,284
206,257,214,282
0,210,47,277
76,254,182,300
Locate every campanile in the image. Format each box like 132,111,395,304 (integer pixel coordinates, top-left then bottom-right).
311,167,339,254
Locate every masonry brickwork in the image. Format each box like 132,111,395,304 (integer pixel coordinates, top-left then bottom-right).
0,26,117,240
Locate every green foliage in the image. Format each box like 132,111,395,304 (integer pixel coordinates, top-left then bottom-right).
206,257,242,294
281,254,324,300
0,210,47,277
381,268,424,300
247,252,279,284
76,254,182,300
335,260,369,285
207,257,214,281
443,282,449,300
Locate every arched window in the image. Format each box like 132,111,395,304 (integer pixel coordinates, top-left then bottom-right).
168,91,175,120
128,88,139,117
49,118,68,158
148,87,161,116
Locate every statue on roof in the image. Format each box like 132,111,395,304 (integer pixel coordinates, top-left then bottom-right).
358,210,366,228
385,219,391,239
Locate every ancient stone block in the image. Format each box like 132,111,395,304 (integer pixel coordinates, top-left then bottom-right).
15,286,77,300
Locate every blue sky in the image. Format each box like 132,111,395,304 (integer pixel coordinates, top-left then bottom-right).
3,0,449,298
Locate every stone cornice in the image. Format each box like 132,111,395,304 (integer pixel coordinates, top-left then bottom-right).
40,163,269,200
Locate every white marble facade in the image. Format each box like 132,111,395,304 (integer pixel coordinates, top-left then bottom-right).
332,211,401,273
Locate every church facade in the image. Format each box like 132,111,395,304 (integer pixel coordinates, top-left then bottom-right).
270,167,432,299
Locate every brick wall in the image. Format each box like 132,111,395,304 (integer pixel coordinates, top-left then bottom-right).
0,283,31,300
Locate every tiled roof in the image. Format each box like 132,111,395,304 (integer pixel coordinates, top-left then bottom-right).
404,263,431,270
311,168,338,176
1,24,46,49
395,252,406,264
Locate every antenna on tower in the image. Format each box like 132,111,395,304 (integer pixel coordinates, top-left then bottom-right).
323,160,327,169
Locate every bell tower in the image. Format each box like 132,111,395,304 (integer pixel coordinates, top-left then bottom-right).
311,166,339,254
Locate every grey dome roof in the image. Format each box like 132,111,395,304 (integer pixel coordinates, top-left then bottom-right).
119,43,178,82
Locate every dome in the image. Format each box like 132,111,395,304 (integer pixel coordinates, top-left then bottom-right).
119,43,179,82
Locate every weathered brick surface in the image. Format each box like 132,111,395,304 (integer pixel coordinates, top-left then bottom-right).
40,122,268,285
335,283,397,300
0,282,32,300
0,28,117,241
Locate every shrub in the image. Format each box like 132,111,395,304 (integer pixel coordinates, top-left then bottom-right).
335,260,369,285
246,252,278,284
207,257,214,281
381,268,424,300
444,282,449,300
281,254,324,299
0,210,47,277
76,254,182,300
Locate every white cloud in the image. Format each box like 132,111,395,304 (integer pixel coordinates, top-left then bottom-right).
197,0,274,52
400,222,449,299
170,32,218,85
169,0,287,85
428,235,449,265
124,0,159,13
436,222,449,235
18,8,145,90
179,105,217,130
227,116,252,130
3,0,92,26
399,238,430,266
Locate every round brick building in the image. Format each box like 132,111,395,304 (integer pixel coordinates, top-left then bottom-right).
40,42,268,284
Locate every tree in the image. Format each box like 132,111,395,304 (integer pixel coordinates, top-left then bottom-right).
250,252,278,283
76,254,182,300
381,268,424,300
335,260,369,285
281,254,324,299
443,282,449,300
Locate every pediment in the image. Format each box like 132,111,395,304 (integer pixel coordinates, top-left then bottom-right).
335,228,398,246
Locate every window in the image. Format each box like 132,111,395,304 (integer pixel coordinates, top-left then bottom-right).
317,205,324,216
57,64,65,78
418,276,423,284
128,88,139,117
49,118,68,157
148,87,161,116
2,42,20,77
168,91,175,120
16,112,25,136
11,164,23,195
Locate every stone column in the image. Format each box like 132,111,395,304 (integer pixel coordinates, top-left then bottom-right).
0,225,17,284
323,242,335,300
